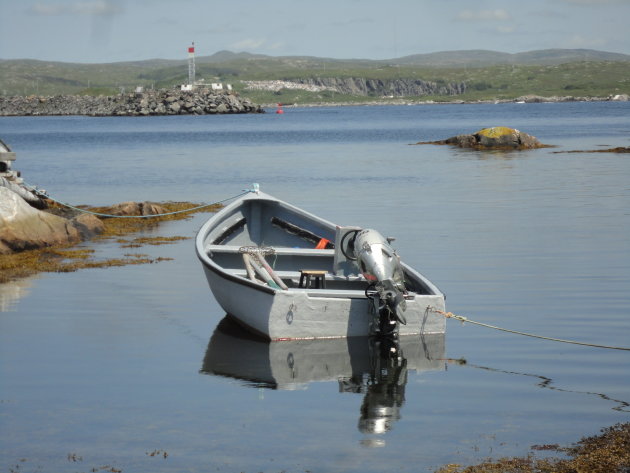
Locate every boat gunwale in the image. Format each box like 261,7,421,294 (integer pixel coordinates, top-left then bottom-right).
195,190,338,296
195,190,445,299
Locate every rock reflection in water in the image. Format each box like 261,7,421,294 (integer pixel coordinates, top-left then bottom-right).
0,275,37,312
201,316,445,437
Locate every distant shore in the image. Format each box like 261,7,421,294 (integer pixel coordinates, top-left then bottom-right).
1,91,627,117
264,93,629,108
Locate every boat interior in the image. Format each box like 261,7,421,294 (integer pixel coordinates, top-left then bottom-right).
201,197,434,295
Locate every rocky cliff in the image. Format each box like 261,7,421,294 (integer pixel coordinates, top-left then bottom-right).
290,77,467,97
0,89,264,117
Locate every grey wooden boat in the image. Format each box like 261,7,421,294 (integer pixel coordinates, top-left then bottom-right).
195,186,445,340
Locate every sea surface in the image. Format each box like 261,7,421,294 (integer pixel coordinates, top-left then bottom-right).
1,102,629,472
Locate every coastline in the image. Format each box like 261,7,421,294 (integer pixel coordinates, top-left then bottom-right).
0,92,627,117
264,93,629,108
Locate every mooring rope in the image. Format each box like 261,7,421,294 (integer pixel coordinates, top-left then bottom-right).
24,182,249,219
428,307,630,351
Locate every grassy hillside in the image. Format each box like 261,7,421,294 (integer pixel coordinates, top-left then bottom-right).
1,49,629,104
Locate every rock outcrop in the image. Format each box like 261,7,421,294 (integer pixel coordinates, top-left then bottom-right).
0,89,264,117
0,187,89,254
0,185,184,254
102,201,168,217
417,126,550,150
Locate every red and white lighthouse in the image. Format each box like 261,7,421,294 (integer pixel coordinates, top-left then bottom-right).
188,42,196,86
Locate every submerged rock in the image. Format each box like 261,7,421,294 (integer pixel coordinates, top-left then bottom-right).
416,126,550,150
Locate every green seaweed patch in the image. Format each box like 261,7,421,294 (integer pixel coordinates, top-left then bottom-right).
476,126,515,138
1,201,218,284
0,246,171,283
434,422,630,473
119,236,189,248
553,146,630,154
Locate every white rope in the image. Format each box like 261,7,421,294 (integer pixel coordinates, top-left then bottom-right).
24,182,249,219
428,307,630,351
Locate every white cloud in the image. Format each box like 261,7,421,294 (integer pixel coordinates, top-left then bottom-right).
226,38,285,53
28,1,122,16
456,9,512,21
496,25,516,34
562,34,607,48
230,39,266,50
561,0,630,4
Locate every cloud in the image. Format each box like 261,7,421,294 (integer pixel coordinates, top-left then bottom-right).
560,0,630,4
496,25,516,34
456,9,511,21
562,34,607,48
28,1,123,16
228,38,284,53
230,38,266,50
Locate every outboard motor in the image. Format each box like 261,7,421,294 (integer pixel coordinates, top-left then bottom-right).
341,228,408,336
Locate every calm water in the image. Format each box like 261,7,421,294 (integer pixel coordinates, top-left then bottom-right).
1,102,629,472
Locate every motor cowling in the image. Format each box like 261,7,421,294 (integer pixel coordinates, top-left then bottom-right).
351,229,408,333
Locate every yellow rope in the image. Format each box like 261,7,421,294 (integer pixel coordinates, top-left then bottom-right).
428,307,630,351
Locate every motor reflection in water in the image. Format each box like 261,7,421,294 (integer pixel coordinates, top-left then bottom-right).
340,337,407,435
201,316,445,440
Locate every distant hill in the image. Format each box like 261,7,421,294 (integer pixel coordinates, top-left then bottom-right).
1,49,629,102
391,49,630,67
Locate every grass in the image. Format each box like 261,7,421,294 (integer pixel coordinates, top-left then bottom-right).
237,61,630,105
2,57,628,104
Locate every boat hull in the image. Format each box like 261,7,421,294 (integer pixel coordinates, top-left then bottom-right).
196,190,446,340
201,264,445,340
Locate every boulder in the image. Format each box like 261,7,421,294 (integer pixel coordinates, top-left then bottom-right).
71,213,105,239
0,187,82,254
103,201,167,217
418,126,549,150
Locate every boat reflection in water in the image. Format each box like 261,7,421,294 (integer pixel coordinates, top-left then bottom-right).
201,317,445,438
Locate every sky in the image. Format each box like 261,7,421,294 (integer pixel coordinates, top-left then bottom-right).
1,0,629,63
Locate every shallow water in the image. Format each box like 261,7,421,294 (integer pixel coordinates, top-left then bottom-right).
1,102,629,472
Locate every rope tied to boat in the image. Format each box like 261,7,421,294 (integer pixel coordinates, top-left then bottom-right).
23,181,250,219
427,307,630,351
239,245,288,290
238,246,276,256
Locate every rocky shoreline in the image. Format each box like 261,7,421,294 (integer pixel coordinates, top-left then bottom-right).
0,88,264,116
